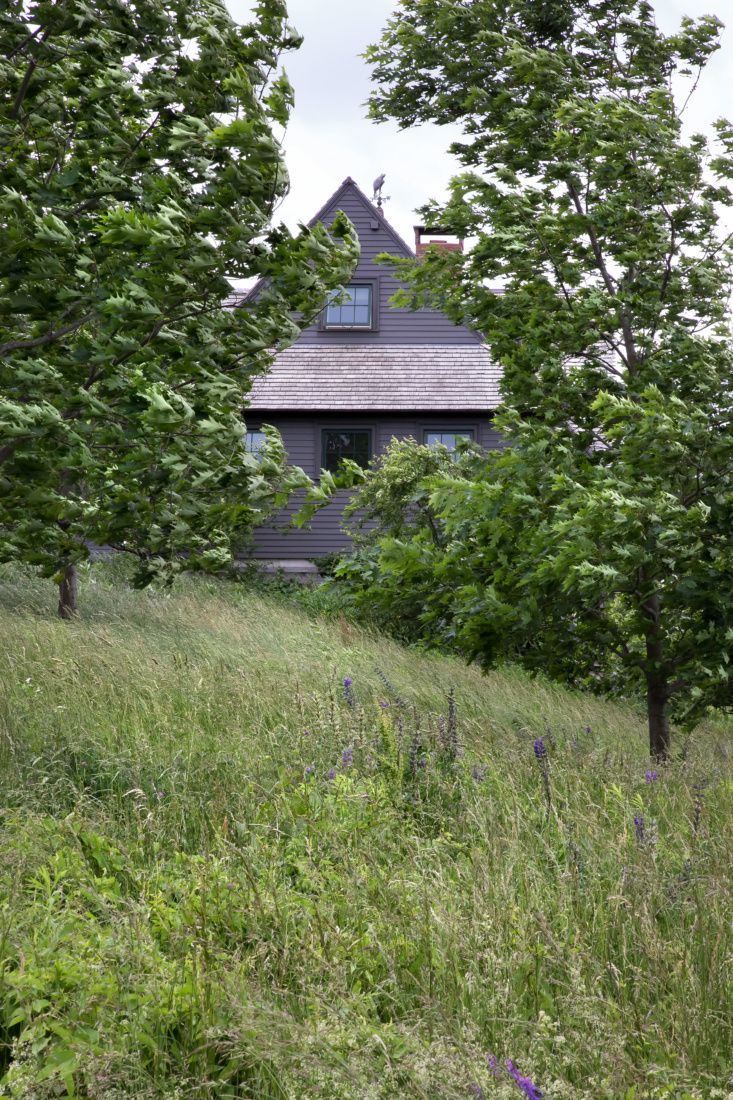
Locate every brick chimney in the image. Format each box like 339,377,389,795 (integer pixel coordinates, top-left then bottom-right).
414,225,464,257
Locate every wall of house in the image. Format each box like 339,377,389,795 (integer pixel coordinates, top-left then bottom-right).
296,183,482,347
245,412,503,559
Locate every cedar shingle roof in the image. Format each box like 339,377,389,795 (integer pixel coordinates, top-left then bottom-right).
248,344,501,411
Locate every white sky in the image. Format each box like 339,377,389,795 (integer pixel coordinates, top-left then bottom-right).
225,0,733,244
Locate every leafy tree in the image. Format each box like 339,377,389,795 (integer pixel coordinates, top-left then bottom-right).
334,438,476,639
0,0,358,616
367,0,733,757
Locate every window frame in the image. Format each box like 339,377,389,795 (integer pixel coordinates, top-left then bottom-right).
320,278,379,332
320,427,373,474
422,427,476,455
244,429,268,454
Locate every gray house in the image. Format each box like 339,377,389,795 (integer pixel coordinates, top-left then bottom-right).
245,177,502,562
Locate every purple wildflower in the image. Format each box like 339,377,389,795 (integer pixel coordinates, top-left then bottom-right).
343,676,355,707
634,813,645,842
506,1059,543,1100
326,768,337,781
533,738,551,810
341,745,354,768
645,770,658,784
304,765,315,778
468,1085,486,1099
379,699,390,709
583,725,592,733
486,1054,500,1078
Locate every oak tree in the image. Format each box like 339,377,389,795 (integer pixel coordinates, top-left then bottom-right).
367,0,733,757
1,0,357,615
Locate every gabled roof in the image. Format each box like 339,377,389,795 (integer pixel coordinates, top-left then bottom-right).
243,177,413,304
248,344,501,411
307,176,415,258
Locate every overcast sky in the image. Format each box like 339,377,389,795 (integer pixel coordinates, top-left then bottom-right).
225,0,733,246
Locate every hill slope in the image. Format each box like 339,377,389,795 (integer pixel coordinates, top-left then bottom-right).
0,564,731,1098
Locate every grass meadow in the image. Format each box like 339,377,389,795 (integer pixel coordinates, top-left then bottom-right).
0,562,731,1099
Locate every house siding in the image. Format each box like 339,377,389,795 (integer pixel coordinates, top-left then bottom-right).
292,181,482,347
246,413,503,559
244,178,501,560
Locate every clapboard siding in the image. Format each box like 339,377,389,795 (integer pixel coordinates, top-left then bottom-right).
247,413,503,558
293,179,482,347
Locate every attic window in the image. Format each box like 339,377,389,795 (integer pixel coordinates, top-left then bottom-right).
325,284,373,329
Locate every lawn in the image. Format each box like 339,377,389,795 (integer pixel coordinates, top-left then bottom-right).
0,563,731,1098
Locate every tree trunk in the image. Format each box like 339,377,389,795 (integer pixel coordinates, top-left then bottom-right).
646,675,671,761
58,562,78,619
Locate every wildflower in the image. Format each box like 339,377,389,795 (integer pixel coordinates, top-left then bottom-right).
326,768,337,781
486,1053,500,1077
468,1085,486,1099
533,738,551,810
583,725,592,733
341,745,354,768
506,1059,543,1100
634,813,645,842
343,676,355,707
304,765,315,778
379,699,390,709
645,770,658,783
692,780,706,835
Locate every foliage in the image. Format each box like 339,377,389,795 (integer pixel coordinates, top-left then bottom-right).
0,0,358,601
332,437,479,641
366,0,733,757
0,562,731,1097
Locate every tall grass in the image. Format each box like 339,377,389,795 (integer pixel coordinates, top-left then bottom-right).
0,562,731,1099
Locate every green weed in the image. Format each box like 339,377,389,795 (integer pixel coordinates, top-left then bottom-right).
0,563,731,1098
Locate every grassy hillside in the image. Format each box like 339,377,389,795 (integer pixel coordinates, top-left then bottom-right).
0,563,731,1099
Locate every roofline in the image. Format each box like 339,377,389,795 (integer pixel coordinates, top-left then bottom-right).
246,405,500,414
243,177,415,303
308,177,415,259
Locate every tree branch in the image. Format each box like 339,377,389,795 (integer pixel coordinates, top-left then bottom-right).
0,313,93,357
9,28,50,119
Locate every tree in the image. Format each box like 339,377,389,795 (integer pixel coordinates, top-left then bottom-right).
333,437,475,638
366,0,733,757
0,0,358,616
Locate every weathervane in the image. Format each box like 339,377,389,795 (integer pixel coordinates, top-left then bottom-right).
372,172,389,209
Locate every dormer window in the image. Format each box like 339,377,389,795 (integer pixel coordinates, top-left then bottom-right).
325,284,373,329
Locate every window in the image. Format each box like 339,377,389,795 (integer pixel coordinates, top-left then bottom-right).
244,430,267,456
322,429,372,473
424,429,475,456
325,284,373,328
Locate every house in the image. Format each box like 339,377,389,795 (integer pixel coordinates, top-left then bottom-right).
244,177,502,566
